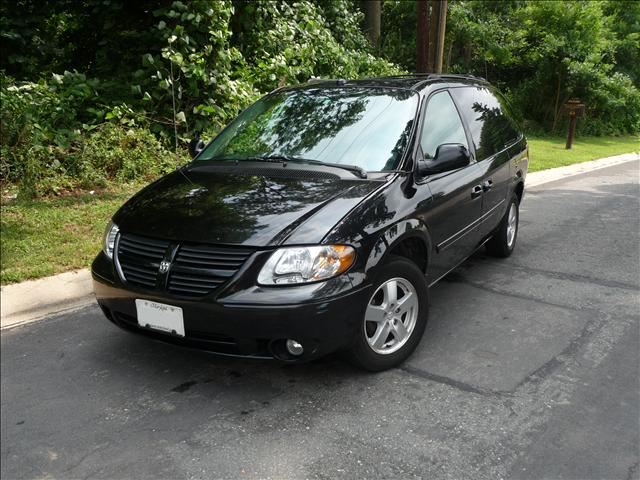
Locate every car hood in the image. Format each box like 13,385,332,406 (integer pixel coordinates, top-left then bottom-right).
113,164,383,246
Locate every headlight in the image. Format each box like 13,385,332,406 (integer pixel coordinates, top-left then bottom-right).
257,245,355,285
103,221,119,259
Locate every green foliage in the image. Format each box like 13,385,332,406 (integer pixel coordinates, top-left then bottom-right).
0,73,181,197
139,0,258,137
380,0,417,70
231,0,399,92
381,0,640,136
527,135,640,172
76,123,182,186
1,185,141,284
1,0,402,198
2,0,637,199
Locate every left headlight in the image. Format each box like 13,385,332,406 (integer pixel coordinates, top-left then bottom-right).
103,221,119,259
257,245,356,285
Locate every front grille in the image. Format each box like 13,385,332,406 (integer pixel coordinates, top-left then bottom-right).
117,233,169,288
168,244,255,296
115,233,255,297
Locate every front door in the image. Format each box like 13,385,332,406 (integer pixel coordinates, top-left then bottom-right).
415,90,484,285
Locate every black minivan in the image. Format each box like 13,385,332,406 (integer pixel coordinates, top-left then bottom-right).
93,74,528,371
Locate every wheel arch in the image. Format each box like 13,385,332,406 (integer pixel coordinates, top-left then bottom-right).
364,218,432,280
514,180,525,204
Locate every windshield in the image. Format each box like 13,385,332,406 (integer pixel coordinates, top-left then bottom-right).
197,87,419,171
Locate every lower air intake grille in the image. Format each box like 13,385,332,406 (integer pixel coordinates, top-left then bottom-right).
168,244,255,296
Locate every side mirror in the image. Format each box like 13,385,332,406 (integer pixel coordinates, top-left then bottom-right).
417,143,471,176
188,132,206,159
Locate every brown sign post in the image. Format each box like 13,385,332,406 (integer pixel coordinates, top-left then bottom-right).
561,99,585,149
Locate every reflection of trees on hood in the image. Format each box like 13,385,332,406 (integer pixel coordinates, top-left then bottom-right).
122,172,260,235
120,170,356,241
224,177,345,218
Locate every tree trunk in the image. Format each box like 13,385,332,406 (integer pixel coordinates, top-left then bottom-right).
416,0,430,73
361,1,381,50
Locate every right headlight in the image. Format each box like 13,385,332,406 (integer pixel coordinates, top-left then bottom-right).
257,245,356,285
103,221,119,259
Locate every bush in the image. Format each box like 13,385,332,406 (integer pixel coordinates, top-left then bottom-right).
0,73,182,197
75,123,182,187
1,0,404,198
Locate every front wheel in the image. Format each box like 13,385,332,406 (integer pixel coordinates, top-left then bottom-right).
347,256,428,371
486,195,519,258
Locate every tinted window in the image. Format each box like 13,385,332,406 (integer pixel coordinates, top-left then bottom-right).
198,88,419,171
420,91,468,159
450,87,520,160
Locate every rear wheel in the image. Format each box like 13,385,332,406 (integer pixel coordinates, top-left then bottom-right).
486,194,519,258
347,255,428,371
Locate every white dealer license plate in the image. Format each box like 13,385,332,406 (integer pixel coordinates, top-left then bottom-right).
135,299,185,337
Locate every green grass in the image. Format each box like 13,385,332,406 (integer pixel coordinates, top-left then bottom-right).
1,185,141,284
2,134,639,285
527,135,639,172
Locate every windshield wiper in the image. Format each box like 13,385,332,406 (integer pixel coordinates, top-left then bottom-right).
296,158,368,179
212,154,368,179
245,155,290,164
248,155,367,179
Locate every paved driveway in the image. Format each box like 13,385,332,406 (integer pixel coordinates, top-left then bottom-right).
2,160,639,479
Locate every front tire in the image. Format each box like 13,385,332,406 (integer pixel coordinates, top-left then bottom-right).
347,255,428,372
486,194,519,258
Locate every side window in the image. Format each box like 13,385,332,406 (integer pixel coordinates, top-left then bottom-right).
450,87,520,160
420,91,469,159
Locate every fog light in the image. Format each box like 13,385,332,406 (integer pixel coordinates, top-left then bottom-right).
285,339,304,356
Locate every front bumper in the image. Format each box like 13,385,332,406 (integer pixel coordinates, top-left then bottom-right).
92,253,372,362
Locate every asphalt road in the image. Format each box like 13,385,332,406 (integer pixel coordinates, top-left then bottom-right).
2,161,639,480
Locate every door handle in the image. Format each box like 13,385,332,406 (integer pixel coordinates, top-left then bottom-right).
471,185,483,199
483,179,493,192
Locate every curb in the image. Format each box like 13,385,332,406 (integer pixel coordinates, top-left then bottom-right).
525,152,639,188
1,152,638,330
1,269,94,331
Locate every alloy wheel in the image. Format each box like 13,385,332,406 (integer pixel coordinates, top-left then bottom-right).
364,277,419,355
506,202,517,248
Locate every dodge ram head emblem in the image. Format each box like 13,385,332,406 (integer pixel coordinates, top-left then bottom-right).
159,260,171,274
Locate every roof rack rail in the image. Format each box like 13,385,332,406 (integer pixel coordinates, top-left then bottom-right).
370,72,487,82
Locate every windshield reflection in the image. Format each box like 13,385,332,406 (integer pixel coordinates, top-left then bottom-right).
198,88,419,171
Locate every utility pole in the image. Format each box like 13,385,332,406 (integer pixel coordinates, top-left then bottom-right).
416,0,430,73
417,0,448,73
361,0,381,50
434,0,447,73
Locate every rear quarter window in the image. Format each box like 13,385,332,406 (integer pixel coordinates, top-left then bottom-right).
450,87,521,160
